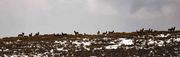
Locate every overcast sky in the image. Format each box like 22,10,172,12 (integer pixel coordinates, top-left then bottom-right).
0,0,180,37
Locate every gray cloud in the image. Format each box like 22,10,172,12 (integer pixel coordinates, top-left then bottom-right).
0,0,180,37
131,0,164,13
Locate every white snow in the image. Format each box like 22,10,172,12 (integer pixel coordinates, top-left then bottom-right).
33,54,43,57
50,49,54,53
94,47,102,50
109,41,115,44
118,38,133,45
54,41,67,44
156,34,170,37
174,38,180,42
56,48,63,51
83,46,90,51
4,49,9,52
82,42,91,46
72,41,92,46
10,55,18,57
72,41,82,46
105,45,119,49
166,39,172,43
157,41,164,46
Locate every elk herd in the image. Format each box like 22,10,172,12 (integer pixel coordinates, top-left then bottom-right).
136,27,176,34
168,27,176,32
17,30,116,37
17,27,177,37
18,32,40,37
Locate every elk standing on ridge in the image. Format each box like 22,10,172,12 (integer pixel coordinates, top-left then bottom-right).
18,32,25,37
29,33,32,37
61,32,67,36
34,32,40,36
74,31,79,36
108,30,114,34
97,31,100,35
102,31,107,36
168,27,176,32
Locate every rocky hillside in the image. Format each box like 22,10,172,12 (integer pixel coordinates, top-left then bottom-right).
0,29,180,57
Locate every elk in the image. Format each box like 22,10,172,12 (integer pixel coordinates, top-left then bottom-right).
168,27,175,32
18,32,25,37
84,33,87,35
56,33,61,36
144,28,153,33
147,28,153,32
29,33,32,37
140,28,144,32
136,28,146,36
61,32,67,36
102,31,107,36
34,32,40,36
137,28,144,33
74,31,79,35
108,30,114,34
97,31,100,35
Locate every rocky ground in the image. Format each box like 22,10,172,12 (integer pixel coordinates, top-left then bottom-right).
0,30,180,57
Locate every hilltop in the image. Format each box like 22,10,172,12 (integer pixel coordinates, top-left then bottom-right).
0,28,180,57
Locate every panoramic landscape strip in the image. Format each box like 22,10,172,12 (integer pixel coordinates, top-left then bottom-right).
0,27,180,57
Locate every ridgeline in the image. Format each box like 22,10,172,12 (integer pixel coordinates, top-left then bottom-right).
0,27,180,57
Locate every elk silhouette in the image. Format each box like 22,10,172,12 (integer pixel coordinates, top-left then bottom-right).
74,31,79,35
29,33,33,37
61,32,67,36
18,32,25,37
102,31,107,36
34,32,40,36
168,27,175,32
108,30,114,34
97,31,100,35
